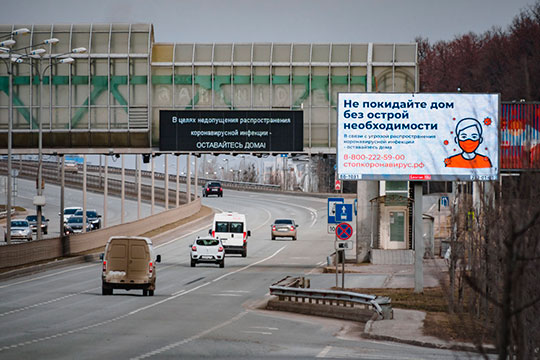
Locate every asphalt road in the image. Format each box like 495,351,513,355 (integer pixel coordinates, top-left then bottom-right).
0,187,479,359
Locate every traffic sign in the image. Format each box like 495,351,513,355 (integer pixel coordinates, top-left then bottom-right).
328,224,337,234
335,222,353,240
440,195,449,207
334,179,341,191
327,197,344,224
335,203,353,222
335,240,353,250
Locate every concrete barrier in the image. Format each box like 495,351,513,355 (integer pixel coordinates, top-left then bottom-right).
0,199,201,270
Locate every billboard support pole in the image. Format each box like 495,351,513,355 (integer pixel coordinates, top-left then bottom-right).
414,182,424,293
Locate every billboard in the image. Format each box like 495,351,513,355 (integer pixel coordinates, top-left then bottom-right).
159,110,303,152
337,93,500,181
500,103,540,169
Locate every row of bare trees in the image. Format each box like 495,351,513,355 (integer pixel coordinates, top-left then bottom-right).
418,1,540,102
418,2,540,358
449,175,540,359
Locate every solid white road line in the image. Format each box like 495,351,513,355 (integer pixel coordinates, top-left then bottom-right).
212,245,286,283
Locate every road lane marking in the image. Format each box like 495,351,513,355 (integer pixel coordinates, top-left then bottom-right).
212,245,286,283
132,311,248,360
316,345,332,358
155,223,213,249
0,246,286,353
0,264,95,289
0,287,100,318
250,326,278,330
247,197,319,228
211,293,242,297
241,330,272,335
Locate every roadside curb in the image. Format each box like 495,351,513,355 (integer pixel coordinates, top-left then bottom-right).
362,319,498,354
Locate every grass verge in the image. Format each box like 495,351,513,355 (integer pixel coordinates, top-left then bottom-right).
346,287,495,344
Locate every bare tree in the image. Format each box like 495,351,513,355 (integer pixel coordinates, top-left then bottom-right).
241,163,258,183
448,174,540,359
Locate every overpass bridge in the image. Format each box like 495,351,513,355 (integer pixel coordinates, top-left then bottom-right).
0,23,418,155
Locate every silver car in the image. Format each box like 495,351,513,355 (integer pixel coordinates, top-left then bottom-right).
6,219,33,242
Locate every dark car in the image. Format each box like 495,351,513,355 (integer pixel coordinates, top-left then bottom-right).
202,182,223,197
74,209,102,230
25,214,49,235
64,216,92,234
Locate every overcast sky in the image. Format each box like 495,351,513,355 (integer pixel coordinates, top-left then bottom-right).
1,0,536,44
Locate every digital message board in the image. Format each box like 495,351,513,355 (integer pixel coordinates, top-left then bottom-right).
159,110,303,152
337,93,499,181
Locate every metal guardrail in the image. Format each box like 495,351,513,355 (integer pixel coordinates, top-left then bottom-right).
85,164,282,192
0,208,15,219
269,284,392,318
0,160,282,193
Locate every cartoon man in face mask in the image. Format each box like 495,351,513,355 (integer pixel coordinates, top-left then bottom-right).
444,118,492,168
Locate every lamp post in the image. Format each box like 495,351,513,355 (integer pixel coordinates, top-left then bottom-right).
10,38,86,240
0,28,30,244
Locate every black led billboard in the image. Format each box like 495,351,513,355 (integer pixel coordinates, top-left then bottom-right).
159,110,303,152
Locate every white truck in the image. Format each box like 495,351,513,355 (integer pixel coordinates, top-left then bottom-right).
210,212,251,257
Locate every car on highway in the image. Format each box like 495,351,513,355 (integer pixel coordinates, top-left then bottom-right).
25,214,49,235
271,219,298,240
74,209,102,230
64,215,92,234
101,236,161,296
202,181,223,197
6,219,33,241
61,207,82,224
63,160,79,173
190,237,225,268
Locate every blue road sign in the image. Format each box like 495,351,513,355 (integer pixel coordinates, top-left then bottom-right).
328,197,344,224
335,222,353,240
440,195,449,207
335,203,353,222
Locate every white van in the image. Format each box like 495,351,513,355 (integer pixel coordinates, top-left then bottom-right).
210,212,251,257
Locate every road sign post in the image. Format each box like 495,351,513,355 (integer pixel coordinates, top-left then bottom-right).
335,222,353,289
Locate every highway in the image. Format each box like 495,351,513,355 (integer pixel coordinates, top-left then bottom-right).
0,187,476,359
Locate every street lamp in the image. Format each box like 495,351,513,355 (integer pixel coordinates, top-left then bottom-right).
0,28,30,244
9,37,86,240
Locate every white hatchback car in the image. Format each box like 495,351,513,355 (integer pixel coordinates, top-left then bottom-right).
190,237,225,268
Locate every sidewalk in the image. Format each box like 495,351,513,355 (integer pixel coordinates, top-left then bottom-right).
320,258,496,353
